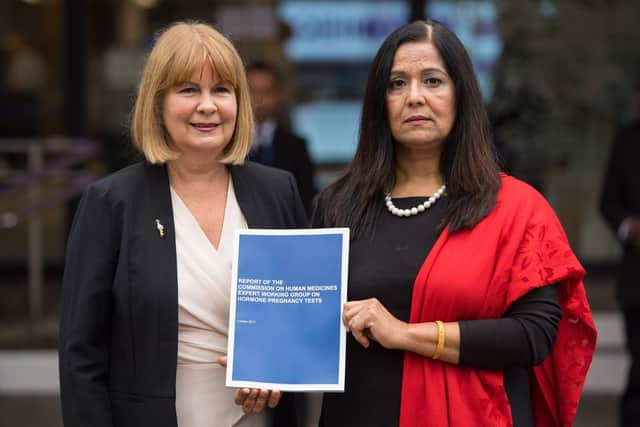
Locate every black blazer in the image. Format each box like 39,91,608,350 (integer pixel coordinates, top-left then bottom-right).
270,125,316,216
601,120,640,305
59,161,307,427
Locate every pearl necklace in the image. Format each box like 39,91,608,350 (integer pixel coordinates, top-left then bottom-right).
384,184,446,217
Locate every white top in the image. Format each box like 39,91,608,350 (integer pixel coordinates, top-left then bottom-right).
171,179,267,427
619,217,632,241
172,178,246,364
253,120,277,149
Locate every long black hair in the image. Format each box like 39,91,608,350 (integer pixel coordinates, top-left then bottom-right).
315,19,500,238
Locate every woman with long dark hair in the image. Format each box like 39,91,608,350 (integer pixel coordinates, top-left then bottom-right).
313,20,596,427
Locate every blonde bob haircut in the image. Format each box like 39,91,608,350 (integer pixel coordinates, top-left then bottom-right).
131,21,254,164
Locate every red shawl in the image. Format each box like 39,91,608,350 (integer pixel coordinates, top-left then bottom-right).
399,174,597,427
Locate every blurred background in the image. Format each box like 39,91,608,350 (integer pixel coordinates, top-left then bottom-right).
1,0,638,425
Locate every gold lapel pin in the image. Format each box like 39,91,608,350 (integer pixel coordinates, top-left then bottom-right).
155,219,165,237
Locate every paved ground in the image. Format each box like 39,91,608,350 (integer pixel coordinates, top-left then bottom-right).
0,393,621,427
0,395,63,427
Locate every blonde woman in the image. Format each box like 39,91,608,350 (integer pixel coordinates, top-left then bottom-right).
59,22,306,427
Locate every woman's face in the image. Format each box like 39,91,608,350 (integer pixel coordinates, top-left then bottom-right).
386,40,456,152
162,64,237,157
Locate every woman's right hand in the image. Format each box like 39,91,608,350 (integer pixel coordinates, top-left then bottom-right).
343,298,408,350
217,356,282,413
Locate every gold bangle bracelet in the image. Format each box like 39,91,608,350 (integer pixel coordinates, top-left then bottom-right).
432,320,445,360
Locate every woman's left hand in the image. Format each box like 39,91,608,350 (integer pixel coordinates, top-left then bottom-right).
343,298,407,350
217,356,282,413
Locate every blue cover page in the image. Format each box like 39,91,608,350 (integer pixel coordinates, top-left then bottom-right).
226,228,349,391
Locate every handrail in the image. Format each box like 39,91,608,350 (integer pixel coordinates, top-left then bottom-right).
0,137,101,323
0,138,99,200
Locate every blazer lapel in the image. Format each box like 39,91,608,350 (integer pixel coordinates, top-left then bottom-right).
141,163,178,343
229,164,270,228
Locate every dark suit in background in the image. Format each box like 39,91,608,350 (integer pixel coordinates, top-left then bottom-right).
245,60,316,216
601,119,640,427
59,161,306,427
249,124,315,215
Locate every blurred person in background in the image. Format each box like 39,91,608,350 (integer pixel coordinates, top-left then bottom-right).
600,77,640,427
0,32,46,138
246,60,316,215
58,21,306,427
0,32,47,171
312,20,596,427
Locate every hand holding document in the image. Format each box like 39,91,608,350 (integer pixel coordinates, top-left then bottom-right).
226,228,349,392
218,356,282,413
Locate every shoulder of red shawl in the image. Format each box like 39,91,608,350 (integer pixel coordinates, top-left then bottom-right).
494,173,550,222
497,173,542,202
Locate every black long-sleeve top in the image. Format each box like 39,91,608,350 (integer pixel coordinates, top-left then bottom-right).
317,196,561,427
